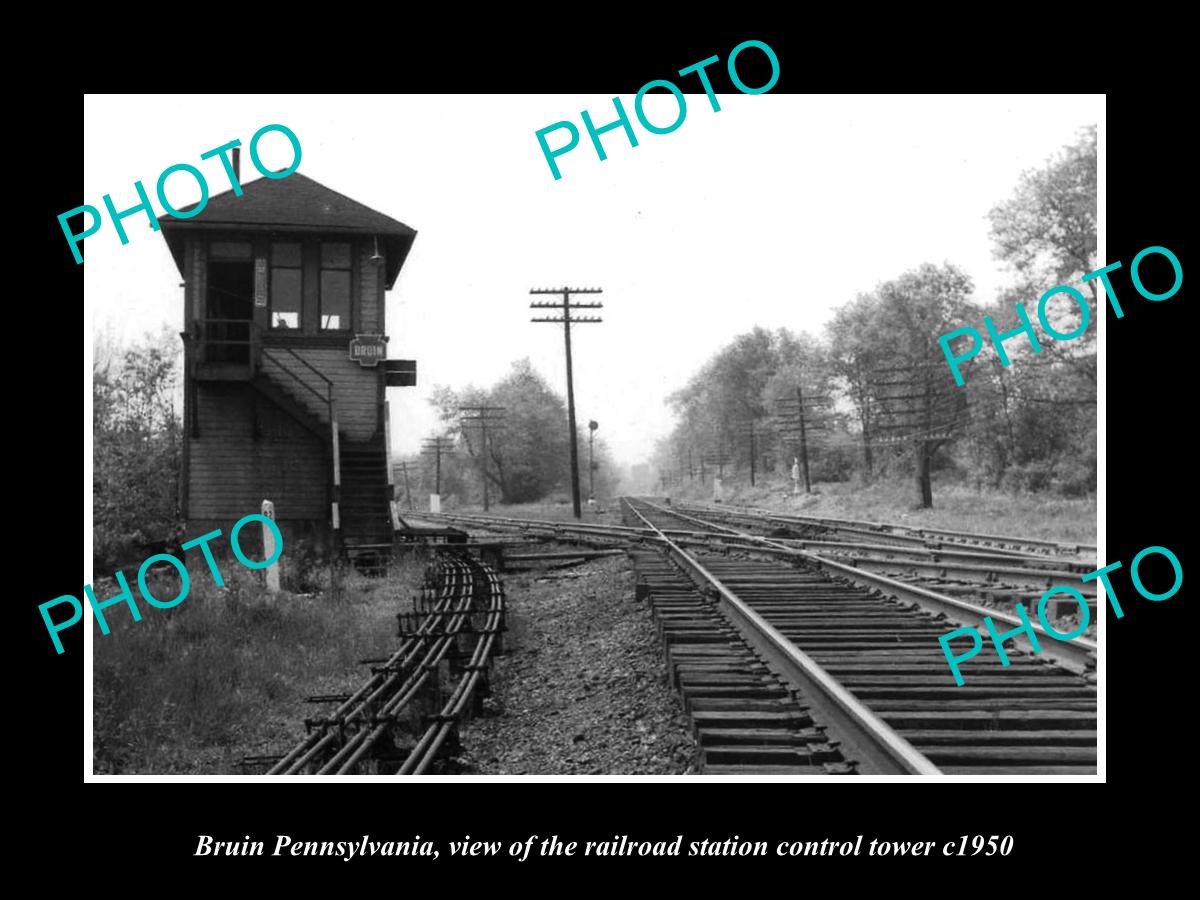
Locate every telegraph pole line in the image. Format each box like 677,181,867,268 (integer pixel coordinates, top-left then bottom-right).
794,385,812,493
775,376,832,494
736,420,759,487
397,461,414,510
420,436,450,496
460,405,506,512
530,286,603,519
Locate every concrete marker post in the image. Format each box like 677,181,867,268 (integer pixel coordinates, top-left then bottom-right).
261,500,281,594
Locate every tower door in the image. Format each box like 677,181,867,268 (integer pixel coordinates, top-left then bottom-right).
206,260,254,363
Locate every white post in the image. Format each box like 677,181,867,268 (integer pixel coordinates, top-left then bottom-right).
262,499,281,594
429,494,441,513
713,477,723,503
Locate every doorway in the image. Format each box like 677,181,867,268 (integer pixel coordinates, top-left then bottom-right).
206,260,254,363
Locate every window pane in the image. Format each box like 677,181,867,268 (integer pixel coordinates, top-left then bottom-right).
321,241,351,269
320,270,350,330
210,241,251,259
271,242,302,266
271,268,302,329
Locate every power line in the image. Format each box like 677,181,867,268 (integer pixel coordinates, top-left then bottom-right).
420,436,452,496
459,405,506,512
530,286,603,520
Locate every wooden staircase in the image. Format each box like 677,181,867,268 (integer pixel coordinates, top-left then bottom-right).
339,436,395,571
250,350,398,573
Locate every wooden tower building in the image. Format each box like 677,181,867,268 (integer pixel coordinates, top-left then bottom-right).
160,171,420,561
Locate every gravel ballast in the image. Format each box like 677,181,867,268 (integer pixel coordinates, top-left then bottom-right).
454,553,696,775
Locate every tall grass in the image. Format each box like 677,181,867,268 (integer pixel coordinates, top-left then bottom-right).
92,552,429,774
668,477,1097,545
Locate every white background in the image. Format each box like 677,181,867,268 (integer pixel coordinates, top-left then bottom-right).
84,93,1103,468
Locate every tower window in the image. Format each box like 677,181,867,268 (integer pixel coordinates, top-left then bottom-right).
269,242,303,329
320,241,352,330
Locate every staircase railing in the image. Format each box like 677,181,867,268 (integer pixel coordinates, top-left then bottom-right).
259,347,341,545
191,318,259,371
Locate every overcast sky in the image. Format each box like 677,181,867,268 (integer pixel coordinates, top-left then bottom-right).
83,94,1103,467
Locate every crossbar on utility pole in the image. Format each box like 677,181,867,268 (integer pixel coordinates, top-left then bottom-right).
420,436,451,496
530,286,603,519
460,405,506,511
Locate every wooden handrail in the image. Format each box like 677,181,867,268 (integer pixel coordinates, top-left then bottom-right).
260,348,330,407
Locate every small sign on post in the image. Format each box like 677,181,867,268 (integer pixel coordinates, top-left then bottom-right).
429,494,441,513
713,477,724,503
261,500,281,593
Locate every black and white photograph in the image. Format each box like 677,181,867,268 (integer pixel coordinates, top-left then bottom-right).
77,90,1112,783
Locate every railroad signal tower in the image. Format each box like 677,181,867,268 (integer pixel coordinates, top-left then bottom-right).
158,170,421,563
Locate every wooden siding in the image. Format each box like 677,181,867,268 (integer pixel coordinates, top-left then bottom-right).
260,348,381,441
187,383,328,523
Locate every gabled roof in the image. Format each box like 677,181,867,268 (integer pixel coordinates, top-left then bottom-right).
159,172,417,288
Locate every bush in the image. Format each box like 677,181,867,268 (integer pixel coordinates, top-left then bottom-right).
94,329,183,570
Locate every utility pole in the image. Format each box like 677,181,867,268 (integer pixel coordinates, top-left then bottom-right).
397,461,413,509
420,436,450,496
530,286,603,519
774,373,831,495
736,420,759,486
795,385,810,493
460,406,506,511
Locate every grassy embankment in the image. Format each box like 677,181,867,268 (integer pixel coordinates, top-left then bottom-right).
655,477,1097,546
93,552,428,775
453,479,1096,546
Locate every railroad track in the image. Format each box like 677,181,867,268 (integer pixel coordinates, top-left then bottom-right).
657,501,1099,621
258,553,505,776
675,499,1096,559
425,502,1098,775
624,499,1096,775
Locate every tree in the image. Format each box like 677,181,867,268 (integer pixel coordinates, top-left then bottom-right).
826,295,887,478
666,327,795,483
429,359,610,506
831,265,975,508
93,328,183,569
762,330,835,491
977,126,1098,493
988,125,1096,285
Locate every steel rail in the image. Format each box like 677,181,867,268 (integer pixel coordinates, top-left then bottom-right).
679,500,1096,557
426,505,1097,674
399,566,506,775
270,555,505,776
323,561,476,774
637,499,1097,674
267,562,465,775
622,498,941,775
